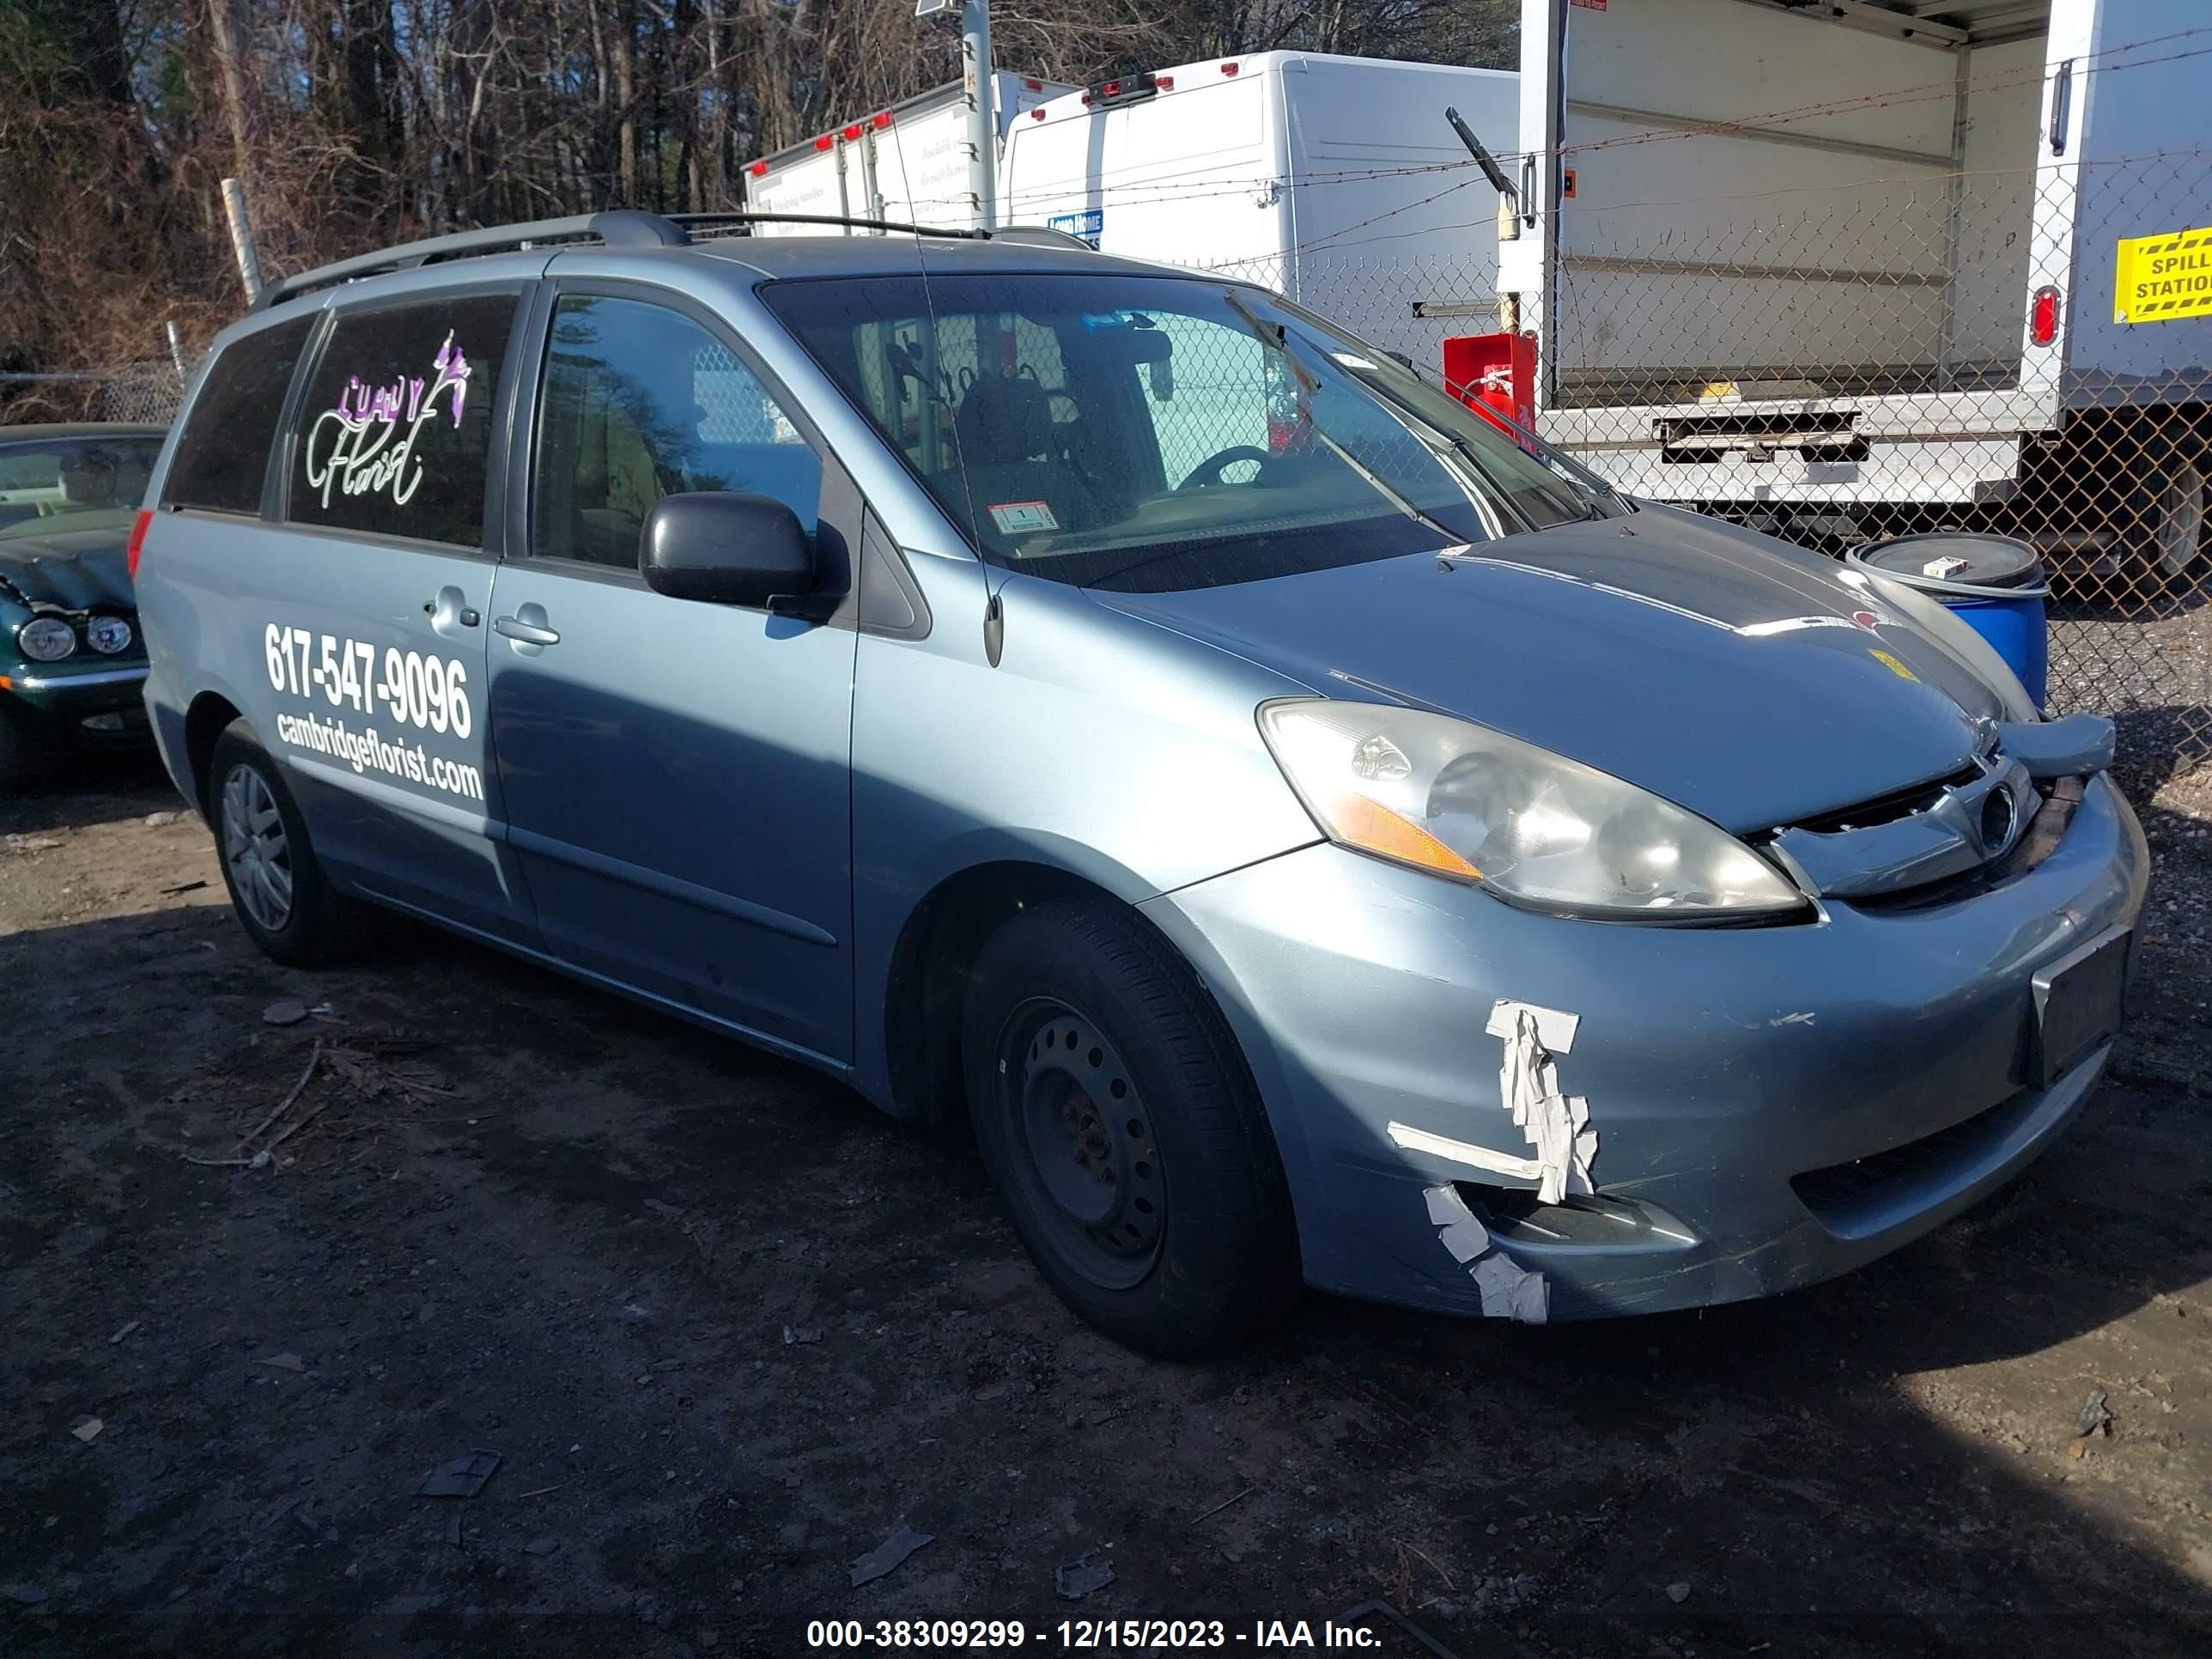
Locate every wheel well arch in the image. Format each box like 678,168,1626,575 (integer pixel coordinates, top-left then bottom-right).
882,860,1244,1132
184,691,242,814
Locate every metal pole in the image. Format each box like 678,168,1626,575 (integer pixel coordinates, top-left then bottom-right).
858,128,885,234
164,320,188,379
221,177,264,302
962,0,998,230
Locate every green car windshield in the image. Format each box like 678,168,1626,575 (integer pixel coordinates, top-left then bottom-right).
760,272,1621,593
0,435,167,541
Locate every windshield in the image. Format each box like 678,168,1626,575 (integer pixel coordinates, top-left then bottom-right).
759,273,1620,592
0,435,164,540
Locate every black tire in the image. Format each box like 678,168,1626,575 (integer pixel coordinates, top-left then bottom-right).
205,719,377,967
961,897,1299,1358
0,701,38,794
2138,459,2208,587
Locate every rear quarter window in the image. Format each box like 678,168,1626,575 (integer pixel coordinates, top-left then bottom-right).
161,316,315,514
289,293,519,550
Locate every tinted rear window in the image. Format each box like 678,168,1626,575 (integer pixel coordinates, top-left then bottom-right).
289,293,518,550
161,317,314,514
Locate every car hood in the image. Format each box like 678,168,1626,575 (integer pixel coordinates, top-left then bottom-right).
0,525,135,614
1091,510,2002,834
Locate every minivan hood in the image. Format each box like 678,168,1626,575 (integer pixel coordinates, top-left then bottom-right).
1092,511,2000,834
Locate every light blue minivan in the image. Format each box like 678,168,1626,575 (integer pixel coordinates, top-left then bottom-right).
132,212,2146,1355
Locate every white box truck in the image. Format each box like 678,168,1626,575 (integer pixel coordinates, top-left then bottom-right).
744,73,1073,234
998,52,1520,368
1504,0,2212,580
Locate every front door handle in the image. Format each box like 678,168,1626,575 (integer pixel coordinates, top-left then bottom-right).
424,585,480,636
493,615,560,647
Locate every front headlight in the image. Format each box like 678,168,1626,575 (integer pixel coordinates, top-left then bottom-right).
17,617,76,662
87,615,134,655
1258,700,1808,920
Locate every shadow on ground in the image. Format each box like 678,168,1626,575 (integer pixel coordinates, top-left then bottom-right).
3,848,2209,1656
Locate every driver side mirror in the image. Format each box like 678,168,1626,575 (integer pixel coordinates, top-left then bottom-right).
641,491,816,610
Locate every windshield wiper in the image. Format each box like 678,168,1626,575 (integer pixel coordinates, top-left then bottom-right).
1218,291,1481,544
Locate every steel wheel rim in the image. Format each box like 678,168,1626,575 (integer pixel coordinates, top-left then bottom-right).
220,763,294,933
996,999,1164,1291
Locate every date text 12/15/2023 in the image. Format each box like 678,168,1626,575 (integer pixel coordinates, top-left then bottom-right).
804,1619,1387,1649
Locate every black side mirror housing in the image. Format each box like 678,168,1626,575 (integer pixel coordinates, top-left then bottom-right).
641,491,816,609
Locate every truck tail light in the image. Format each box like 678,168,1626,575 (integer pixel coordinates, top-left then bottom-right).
1083,72,1161,109
813,135,834,152
747,161,769,178
126,509,152,578
1221,61,1239,76
842,124,863,142
2030,284,2061,347
872,112,892,129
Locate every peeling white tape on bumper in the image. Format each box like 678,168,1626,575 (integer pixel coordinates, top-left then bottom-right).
1386,1121,1546,1182
1424,1184,1548,1323
1486,999,1598,1206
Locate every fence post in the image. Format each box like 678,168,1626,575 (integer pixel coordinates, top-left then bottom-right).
164,320,188,380
222,177,264,303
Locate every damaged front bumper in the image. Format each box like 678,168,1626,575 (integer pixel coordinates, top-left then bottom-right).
1139,771,2149,1323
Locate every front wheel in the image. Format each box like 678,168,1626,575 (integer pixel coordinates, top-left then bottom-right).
962,898,1298,1357
206,720,377,967
0,702,38,795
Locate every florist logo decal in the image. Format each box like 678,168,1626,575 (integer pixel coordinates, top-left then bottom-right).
302,332,471,510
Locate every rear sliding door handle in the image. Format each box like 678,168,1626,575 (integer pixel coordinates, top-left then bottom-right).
493,615,560,646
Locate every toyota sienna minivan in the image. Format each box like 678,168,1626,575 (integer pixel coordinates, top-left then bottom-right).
131,210,2146,1355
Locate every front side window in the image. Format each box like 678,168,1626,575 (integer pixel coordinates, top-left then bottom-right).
289,294,517,549
0,435,168,539
761,272,1616,593
161,316,314,516
529,294,821,568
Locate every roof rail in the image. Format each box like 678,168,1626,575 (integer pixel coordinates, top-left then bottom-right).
669,210,988,240
250,210,688,312
676,213,1095,252
984,225,1098,252
252,206,1100,313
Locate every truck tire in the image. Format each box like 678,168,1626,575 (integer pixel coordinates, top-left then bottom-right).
2144,459,2207,585
206,720,378,966
961,896,1299,1358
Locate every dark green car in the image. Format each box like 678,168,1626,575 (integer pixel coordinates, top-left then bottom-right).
0,423,168,789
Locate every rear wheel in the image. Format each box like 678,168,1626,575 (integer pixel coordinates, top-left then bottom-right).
207,720,376,966
961,898,1298,1357
2145,459,2207,585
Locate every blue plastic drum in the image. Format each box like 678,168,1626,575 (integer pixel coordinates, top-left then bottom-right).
1846,534,2049,711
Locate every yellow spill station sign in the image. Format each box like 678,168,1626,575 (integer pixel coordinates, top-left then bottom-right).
2116,225,2212,324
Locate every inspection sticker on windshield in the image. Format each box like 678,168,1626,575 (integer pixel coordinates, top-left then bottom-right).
988,500,1059,534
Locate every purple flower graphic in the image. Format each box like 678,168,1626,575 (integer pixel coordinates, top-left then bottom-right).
432,331,471,425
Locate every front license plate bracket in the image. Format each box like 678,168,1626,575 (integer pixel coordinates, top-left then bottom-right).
2032,924,2131,1088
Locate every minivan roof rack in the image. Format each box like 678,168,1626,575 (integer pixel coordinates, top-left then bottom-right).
251,210,686,312
253,208,1094,312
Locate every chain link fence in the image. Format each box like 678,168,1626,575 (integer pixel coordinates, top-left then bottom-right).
1191,142,2211,782
0,360,191,427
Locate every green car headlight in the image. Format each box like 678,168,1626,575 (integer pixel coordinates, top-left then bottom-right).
17,617,76,662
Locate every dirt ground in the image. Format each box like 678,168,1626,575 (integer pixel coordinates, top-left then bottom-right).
5,749,2212,1659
